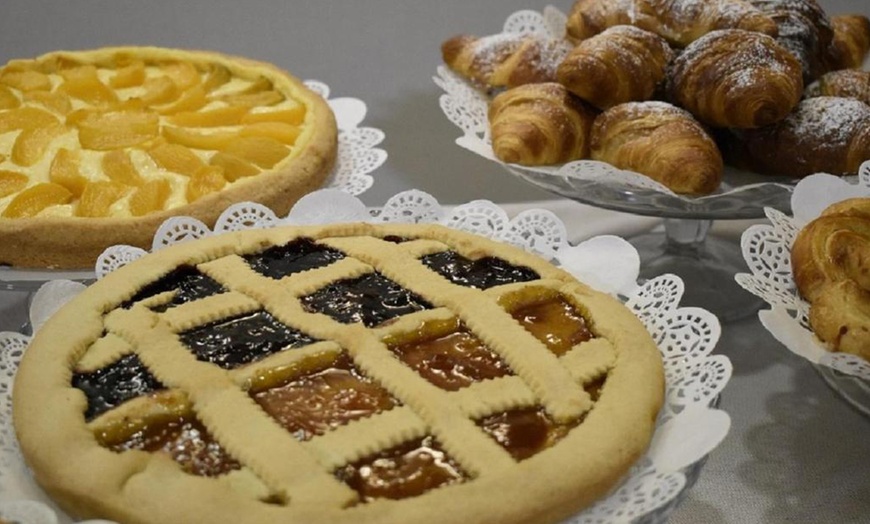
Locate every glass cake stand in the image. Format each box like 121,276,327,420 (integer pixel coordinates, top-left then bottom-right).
506,166,798,322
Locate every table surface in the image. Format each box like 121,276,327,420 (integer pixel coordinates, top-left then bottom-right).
1,1,869,523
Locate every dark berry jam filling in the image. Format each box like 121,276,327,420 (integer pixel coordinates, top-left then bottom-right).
244,238,345,279
122,265,224,312
421,251,539,289
72,354,165,421
179,311,318,369
301,273,432,327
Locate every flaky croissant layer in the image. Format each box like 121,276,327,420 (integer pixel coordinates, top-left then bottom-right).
590,101,723,195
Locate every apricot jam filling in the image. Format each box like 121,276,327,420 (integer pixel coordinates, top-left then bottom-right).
477,407,579,461
105,413,240,477
250,353,399,441
388,318,512,391
334,436,466,501
511,296,594,356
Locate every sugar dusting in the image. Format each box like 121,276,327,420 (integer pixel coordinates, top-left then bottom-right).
471,33,572,79
784,96,870,147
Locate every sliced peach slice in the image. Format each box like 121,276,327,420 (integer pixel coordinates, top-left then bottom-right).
241,106,306,126
0,85,21,110
162,125,237,150
156,85,208,115
161,61,201,90
59,65,118,106
76,110,159,150
167,105,250,127
148,142,205,176
221,136,289,168
0,107,60,133
11,123,67,167
201,64,231,92
186,165,227,202
139,76,180,106
49,148,88,197
0,170,28,198
0,69,52,92
209,151,259,182
217,90,284,107
76,181,129,217
2,182,73,218
129,179,171,216
240,122,301,145
23,91,72,115
110,60,146,88
101,150,144,187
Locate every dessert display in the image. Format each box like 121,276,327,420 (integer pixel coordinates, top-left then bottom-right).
791,197,870,360
0,46,338,268
12,222,665,524
440,0,870,196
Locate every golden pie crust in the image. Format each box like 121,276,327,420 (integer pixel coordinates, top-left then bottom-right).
13,223,664,524
0,46,337,269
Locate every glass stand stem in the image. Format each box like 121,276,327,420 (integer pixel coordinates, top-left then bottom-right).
630,218,763,323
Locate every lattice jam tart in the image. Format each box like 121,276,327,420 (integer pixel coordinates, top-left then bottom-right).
0,46,337,268
13,223,664,524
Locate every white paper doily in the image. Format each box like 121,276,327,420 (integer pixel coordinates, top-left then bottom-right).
0,190,730,524
736,161,870,408
0,79,386,286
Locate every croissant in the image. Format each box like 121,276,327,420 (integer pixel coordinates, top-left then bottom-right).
488,83,598,166
589,101,723,195
792,197,870,359
735,96,870,176
666,29,803,128
748,0,834,84
805,69,870,106
556,25,674,110
565,0,777,47
827,14,870,70
441,33,572,90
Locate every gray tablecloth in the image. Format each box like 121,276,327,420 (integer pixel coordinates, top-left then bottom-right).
1,1,868,522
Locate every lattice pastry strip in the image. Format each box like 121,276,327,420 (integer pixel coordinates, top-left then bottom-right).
13,223,665,524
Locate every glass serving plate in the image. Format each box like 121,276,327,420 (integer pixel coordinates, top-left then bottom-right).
0,189,731,524
433,5,869,321
736,171,870,416
0,80,386,291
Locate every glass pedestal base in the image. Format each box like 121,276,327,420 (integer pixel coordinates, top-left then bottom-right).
630,219,764,323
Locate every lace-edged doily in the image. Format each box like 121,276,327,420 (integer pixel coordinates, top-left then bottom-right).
1,190,730,524
433,5,798,202
736,163,870,383
0,80,385,285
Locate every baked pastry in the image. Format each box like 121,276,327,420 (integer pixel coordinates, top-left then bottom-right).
590,101,723,195
805,69,870,106
565,0,777,47
735,96,870,176
556,25,675,110
666,29,804,128
792,198,870,360
827,14,870,70
13,223,664,524
0,46,337,268
748,0,834,84
441,34,572,91
489,83,598,165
